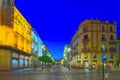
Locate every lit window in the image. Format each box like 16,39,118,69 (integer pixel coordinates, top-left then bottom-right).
101,44,105,51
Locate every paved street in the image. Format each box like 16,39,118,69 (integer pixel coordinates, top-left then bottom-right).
0,65,120,80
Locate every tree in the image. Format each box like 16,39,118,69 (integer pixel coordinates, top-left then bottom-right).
38,55,54,64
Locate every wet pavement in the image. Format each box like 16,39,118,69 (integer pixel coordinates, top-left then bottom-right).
0,65,120,80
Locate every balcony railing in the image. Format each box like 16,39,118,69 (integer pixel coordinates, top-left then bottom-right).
0,44,31,56
109,48,116,52
101,48,108,52
81,48,90,52
83,38,89,41
109,39,117,44
101,38,107,42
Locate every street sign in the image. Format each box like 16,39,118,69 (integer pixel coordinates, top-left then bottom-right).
102,54,107,61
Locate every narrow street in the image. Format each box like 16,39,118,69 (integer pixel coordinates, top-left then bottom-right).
0,65,120,80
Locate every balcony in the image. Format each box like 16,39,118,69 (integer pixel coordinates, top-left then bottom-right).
81,48,90,52
0,45,31,56
101,38,107,42
82,39,89,43
109,39,117,44
109,48,116,52
101,48,108,52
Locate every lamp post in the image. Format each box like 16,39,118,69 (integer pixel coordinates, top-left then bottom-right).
102,54,107,80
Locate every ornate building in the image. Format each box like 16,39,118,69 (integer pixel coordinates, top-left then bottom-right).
0,0,42,70
71,20,117,70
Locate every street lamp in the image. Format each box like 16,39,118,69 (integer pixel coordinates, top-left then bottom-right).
102,54,107,80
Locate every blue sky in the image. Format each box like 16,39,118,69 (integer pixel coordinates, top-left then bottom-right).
14,0,120,60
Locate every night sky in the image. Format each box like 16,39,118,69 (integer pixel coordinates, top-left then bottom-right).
14,0,120,60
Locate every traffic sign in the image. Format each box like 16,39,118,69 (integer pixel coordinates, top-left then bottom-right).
102,54,107,61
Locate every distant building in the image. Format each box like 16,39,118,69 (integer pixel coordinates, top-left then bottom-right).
63,45,71,66
71,20,117,70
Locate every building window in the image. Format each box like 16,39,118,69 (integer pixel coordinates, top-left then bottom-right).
83,27,88,32
93,53,97,59
110,54,113,59
110,26,113,32
110,35,113,40
102,26,105,32
102,34,105,40
84,34,88,40
101,44,105,51
119,45,120,51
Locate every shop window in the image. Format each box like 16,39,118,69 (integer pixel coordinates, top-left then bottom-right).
19,59,24,67
12,59,18,68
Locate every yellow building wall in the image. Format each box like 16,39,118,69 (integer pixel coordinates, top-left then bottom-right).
13,7,32,54
0,50,11,70
0,25,14,47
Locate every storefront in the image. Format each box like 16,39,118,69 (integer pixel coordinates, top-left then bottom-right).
84,60,89,69
24,56,28,67
12,53,19,70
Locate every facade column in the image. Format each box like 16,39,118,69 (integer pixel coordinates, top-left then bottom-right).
89,53,93,70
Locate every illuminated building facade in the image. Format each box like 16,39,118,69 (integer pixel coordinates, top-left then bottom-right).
31,29,43,67
63,45,71,67
0,0,42,70
71,20,117,70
